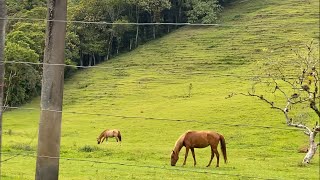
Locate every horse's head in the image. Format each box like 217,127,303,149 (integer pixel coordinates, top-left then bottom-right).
97,138,101,144
170,150,179,166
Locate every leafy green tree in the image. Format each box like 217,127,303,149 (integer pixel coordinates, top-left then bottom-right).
4,42,41,106
65,31,80,77
6,0,46,15
186,0,222,23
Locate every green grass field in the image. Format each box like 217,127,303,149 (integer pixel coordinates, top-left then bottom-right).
2,0,319,179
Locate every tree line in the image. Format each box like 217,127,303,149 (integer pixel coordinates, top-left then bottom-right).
4,0,233,106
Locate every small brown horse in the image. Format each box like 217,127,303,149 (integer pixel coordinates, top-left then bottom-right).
170,130,227,167
97,129,122,144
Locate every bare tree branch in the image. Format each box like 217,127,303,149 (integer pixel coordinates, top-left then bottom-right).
239,92,284,112
288,122,312,133
310,101,320,117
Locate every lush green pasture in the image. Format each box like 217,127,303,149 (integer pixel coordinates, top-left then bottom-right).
2,0,319,179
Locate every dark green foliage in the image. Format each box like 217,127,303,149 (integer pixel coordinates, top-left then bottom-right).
185,0,222,23
6,0,46,15
4,42,41,106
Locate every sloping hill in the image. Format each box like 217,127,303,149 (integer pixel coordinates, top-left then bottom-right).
2,0,319,179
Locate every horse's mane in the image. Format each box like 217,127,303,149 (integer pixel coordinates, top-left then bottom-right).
173,133,186,153
98,129,108,139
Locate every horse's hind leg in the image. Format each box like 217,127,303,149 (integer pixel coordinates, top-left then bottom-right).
213,148,220,167
115,137,121,145
191,148,196,166
206,146,215,167
183,147,190,166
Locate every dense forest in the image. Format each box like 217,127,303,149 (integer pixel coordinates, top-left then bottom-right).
4,0,233,106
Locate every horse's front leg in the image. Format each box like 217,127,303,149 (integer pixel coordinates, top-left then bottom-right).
104,137,108,143
100,137,105,143
183,147,190,166
191,148,196,166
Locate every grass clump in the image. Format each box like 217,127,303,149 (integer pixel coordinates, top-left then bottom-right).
78,145,100,152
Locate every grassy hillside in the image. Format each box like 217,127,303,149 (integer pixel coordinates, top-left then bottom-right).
2,0,319,179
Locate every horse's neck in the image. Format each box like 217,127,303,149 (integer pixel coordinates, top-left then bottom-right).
173,135,185,154
98,130,108,139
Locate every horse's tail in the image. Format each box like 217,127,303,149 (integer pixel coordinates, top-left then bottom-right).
118,131,122,142
219,134,227,163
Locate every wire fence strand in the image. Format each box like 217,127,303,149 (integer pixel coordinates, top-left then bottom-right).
1,105,302,132
0,17,226,26
1,61,300,79
0,151,279,180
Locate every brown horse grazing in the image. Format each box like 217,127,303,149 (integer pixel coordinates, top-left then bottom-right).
170,130,227,167
97,129,122,144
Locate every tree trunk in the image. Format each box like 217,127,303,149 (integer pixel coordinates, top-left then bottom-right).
79,51,83,66
135,6,139,47
303,131,319,163
153,25,156,39
178,3,182,23
129,39,133,50
88,55,92,67
92,54,96,66
107,33,113,60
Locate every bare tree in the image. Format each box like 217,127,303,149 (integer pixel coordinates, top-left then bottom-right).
231,42,319,164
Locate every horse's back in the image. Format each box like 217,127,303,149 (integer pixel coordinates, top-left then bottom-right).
183,131,211,148
184,130,221,147
185,130,219,138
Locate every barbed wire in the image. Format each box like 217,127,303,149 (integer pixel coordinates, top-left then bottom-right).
0,131,38,163
0,151,279,180
1,61,300,79
0,17,225,26
1,106,303,132
1,16,318,29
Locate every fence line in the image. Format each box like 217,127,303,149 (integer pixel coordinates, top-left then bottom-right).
0,131,38,163
0,17,224,26
1,106,301,132
1,16,317,29
0,151,278,180
1,61,299,79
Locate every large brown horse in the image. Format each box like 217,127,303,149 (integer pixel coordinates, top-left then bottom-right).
170,130,227,167
97,129,122,144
